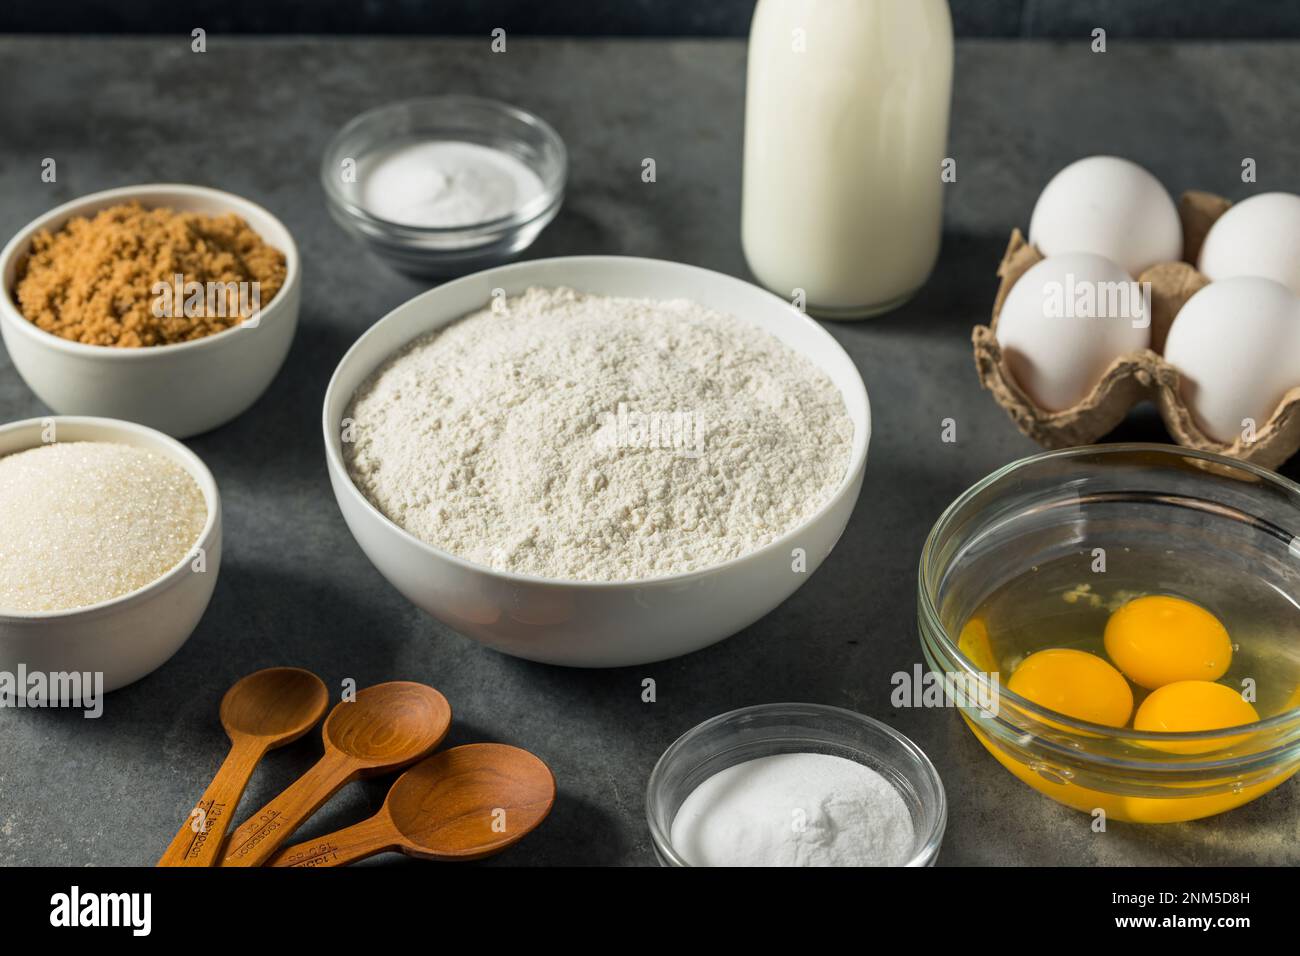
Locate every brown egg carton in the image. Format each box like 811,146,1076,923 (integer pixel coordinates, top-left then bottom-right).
972,190,1300,469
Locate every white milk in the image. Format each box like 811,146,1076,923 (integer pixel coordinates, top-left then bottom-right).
741,0,953,318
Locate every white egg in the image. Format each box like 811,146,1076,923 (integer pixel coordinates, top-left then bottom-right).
1029,156,1183,277
996,252,1152,411
1198,192,1300,296
1163,276,1300,443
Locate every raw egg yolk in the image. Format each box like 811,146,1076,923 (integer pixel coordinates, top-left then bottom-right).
1103,595,1232,690
1133,680,1260,755
1007,648,1134,728
957,616,999,674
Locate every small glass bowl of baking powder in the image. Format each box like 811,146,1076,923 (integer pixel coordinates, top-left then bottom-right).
321,95,566,277
646,703,947,867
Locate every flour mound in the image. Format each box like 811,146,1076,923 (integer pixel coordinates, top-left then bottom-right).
344,287,853,582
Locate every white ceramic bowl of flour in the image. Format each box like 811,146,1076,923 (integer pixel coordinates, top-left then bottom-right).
323,256,870,667
0,417,221,698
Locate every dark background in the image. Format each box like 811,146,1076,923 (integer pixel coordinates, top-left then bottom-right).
3,1,1298,871
2,0,1298,38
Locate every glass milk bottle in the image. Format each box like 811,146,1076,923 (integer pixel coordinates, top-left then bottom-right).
741,0,953,318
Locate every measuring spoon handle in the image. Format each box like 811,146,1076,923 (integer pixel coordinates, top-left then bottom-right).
157,738,264,867
266,815,396,868
220,753,357,867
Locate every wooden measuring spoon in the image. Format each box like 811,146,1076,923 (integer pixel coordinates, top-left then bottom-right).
158,667,328,867
220,681,451,867
267,743,555,867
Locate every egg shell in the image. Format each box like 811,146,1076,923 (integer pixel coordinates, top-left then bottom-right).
974,209,1300,468
995,252,1152,411
1029,156,1183,277
1163,275,1300,443
1198,192,1300,296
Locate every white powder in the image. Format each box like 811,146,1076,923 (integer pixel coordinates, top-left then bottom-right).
358,140,545,228
344,286,853,582
669,753,916,867
0,442,207,613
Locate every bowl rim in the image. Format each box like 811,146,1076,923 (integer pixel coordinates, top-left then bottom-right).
319,94,568,237
644,702,948,867
0,182,301,359
919,441,1300,750
321,254,871,589
0,415,221,621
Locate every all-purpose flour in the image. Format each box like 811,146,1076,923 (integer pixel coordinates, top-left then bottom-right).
344,287,853,582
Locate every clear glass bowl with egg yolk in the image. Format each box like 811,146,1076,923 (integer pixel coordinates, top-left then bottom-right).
918,444,1300,823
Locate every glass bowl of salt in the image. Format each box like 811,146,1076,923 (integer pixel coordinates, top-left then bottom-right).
646,702,947,867
321,95,566,278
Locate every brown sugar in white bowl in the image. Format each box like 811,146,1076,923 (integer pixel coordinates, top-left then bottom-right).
0,184,301,438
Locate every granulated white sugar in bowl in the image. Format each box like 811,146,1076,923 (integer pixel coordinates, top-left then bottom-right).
0,441,207,613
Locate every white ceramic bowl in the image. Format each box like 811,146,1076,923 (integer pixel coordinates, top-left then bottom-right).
323,256,871,667
0,417,222,697
0,184,301,438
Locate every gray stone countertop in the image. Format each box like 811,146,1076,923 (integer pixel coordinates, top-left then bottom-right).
1,36,1298,866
